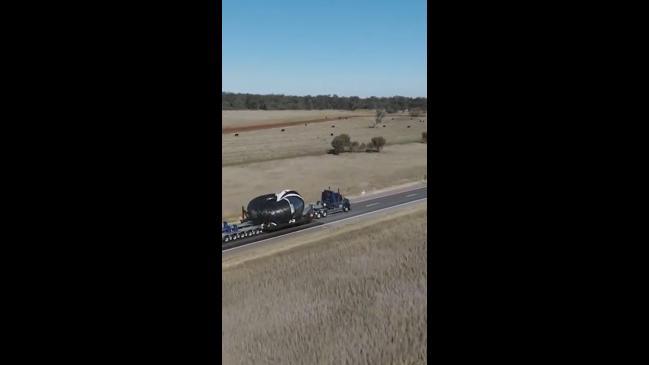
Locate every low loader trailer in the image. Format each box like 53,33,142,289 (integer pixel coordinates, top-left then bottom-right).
221,220,264,243
221,188,352,244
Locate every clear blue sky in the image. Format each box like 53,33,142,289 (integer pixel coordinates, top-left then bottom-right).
222,0,427,98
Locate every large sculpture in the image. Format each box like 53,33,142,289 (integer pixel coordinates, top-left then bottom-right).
246,190,310,227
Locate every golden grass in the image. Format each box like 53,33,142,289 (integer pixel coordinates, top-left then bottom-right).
222,206,427,364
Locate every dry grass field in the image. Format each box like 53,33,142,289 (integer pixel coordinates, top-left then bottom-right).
222,205,427,364
222,111,426,166
222,109,373,130
222,143,427,219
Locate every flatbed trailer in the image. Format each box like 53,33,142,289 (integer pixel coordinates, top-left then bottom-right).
221,220,264,243
221,188,351,244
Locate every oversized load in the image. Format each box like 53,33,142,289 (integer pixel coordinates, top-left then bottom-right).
245,190,311,229
222,187,352,244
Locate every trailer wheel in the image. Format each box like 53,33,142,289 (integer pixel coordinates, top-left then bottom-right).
343,206,349,212
224,236,230,243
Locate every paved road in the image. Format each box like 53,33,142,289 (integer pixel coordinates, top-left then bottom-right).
222,186,427,252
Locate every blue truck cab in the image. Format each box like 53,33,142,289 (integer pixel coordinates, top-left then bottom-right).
312,188,351,218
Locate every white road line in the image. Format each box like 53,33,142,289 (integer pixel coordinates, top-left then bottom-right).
351,187,427,203
222,197,427,253
365,202,379,207
405,193,418,197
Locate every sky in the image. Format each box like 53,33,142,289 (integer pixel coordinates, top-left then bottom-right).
222,0,427,98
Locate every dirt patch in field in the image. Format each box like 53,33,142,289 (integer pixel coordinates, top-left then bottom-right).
222,205,427,364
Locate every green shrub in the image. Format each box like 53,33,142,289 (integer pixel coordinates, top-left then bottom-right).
331,134,351,154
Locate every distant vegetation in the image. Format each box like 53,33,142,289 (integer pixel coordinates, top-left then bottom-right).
409,108,424,117
222,92,427,112
370,137,386,152
331,133,386,154
370,109,386,128
331,134,351,154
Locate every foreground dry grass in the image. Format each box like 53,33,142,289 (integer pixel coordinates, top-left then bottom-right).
222,207,427,364
222,143,427,219
222,111,426,166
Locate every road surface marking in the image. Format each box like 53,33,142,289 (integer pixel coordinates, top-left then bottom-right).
365,202,379,207
406,193,418,197
223,197,427,253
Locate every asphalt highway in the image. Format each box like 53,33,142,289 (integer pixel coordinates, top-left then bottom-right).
221,186,427,252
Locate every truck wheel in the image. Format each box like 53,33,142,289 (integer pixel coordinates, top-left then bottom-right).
343,206,349,212
224,236,230,243
322,211,327,217
316,213,321,218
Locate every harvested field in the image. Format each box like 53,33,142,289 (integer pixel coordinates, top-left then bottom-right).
222,111,427,166
222,143,427,220
222,205,427,365
222,109,373,130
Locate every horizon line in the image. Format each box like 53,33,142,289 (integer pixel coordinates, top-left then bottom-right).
222,91,427,99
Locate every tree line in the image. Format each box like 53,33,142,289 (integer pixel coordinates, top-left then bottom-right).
222,92,427,112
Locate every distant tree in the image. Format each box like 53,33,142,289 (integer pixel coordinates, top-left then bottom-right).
350,141,360,152
232,94,246,109
409,108,422,117
221,92,427,112
385,105,397,113
331,134,351,154
371,109,386,128
371,136,386,152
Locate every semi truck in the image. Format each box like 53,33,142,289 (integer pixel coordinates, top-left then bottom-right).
221,188,351,244
311,188,351,218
